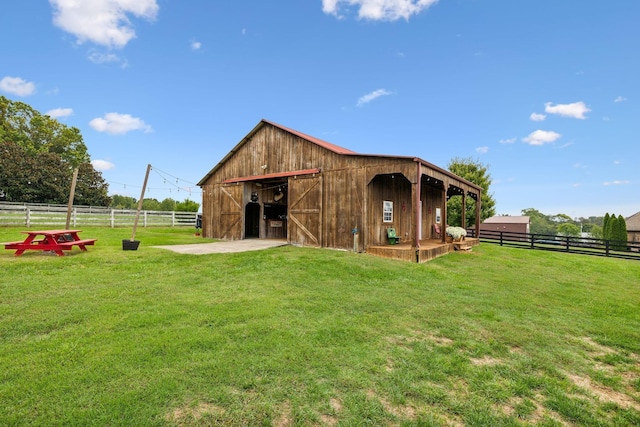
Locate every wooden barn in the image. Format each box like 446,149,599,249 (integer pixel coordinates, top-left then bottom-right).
197,120,481,262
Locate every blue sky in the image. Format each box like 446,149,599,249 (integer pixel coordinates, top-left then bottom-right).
1,0,638,218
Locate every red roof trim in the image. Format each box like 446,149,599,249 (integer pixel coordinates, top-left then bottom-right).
223,168,321,184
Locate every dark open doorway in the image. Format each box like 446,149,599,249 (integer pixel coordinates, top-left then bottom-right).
245,202,260,238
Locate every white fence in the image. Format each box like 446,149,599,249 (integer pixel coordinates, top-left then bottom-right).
0,202,198,228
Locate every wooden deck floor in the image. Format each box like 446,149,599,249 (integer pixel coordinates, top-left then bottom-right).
366,238,479,263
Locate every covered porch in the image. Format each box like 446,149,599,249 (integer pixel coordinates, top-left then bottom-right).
366,237,480,263
364,157,482,262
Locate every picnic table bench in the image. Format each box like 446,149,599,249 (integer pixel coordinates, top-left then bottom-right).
2,229,96,256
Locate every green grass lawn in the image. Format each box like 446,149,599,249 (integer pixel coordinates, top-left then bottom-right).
1,227,639,426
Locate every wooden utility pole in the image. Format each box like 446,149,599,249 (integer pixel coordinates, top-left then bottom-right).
65,168,79,229
130,164,152,242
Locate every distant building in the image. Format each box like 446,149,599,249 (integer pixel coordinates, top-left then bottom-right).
626,211,640,245
480,216,530,235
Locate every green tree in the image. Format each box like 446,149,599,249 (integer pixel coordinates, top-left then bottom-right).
74,163,111,206
160,198,177,211
1,141,69,203
603,213,611,239
1,96,89,166
110,194,137,209
1,97,109,205
446,157,496,227
521,208,557,236
589,225,603,239
610,215,622,249
557,223,580,237
175,198,200,212
0,141,110,206
618,214,628,250
142,198,161,211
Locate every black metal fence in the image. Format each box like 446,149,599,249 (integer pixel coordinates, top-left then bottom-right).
470,229,640,261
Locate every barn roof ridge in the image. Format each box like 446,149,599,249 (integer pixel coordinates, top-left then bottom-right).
197,119,481,191
261,119,357,155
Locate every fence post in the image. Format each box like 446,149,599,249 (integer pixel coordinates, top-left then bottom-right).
172,211,176,227
144,211,147,227
530,233,535,249
499,231,503,246
72,208,77,227
26,208,31,227
110,209,115,228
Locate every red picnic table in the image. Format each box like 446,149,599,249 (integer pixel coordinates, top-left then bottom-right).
2,229,97,256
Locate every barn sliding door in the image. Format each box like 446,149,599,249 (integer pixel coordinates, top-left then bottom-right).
288,175,322,247
218,185,243,240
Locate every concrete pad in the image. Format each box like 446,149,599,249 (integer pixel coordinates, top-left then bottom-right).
153,239,288,255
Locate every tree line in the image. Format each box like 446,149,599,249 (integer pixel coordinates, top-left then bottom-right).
110,194,199,212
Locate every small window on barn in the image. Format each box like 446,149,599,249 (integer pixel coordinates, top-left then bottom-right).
383,201,393,223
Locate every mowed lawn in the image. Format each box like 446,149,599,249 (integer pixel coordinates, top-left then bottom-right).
1,227,639,426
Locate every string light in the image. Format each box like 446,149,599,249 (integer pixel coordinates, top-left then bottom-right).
105,164,203,198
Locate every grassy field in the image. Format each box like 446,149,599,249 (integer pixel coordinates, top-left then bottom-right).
1,227,639,426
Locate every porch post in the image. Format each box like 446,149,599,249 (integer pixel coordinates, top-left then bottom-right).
441,180,448,243
414,162,422,249
461,192,466,229
475,191,481,237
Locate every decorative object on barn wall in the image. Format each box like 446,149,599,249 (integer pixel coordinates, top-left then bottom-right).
273,185,285,202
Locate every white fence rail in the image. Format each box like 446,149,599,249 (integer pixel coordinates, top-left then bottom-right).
0,202,198,228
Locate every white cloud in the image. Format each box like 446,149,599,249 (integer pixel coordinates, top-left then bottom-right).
323,0,439,21
476,146,489,154
499,137,516,144
603,180,630,186
522,130,561,146
49,0,159,49
190,40,202,50
614,96,627,103
0,76,36,96
89,112,153,135
88,50,126,67
544,101,590,119
530,112,546,122
357,89,392,106
46,107,73,119
92,159,115,171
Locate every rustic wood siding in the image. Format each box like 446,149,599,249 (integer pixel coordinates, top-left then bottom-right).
321,168,366,250
421,185,444,239
199,121,481,254
288,175,322,247
367,174,413,246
